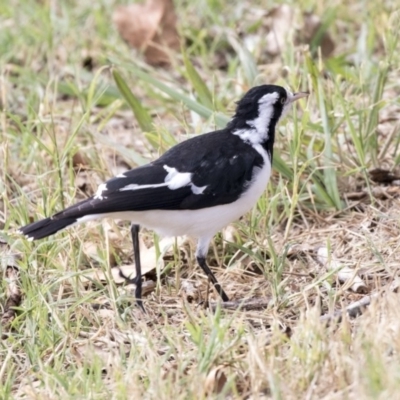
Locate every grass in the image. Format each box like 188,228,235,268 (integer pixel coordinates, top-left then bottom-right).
1,0,400,398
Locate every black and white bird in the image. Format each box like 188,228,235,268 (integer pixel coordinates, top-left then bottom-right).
18,85,308,308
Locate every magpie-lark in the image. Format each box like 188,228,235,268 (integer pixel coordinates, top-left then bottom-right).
18,85,308,308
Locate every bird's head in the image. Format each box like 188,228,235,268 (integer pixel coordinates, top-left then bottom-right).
229,84,309,145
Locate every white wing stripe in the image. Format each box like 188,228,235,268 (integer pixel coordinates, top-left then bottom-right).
117,164,208,195
119,182,168,192
94,183,108,200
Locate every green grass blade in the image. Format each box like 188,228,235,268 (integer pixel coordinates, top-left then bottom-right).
112,69,153,132
121,63,229,128
227,35,258,85
91,131,148,166
7,112,52,155
310,7,336,54
183,51,214,109
272,152,293,180
334,82,365,166
317,78,342,210
365,62,389,165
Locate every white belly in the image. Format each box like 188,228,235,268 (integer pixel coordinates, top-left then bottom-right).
79,161,271,238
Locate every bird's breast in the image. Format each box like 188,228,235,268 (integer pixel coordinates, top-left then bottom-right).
239,161,271,207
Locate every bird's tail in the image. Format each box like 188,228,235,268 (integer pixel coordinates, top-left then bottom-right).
18,217,78,241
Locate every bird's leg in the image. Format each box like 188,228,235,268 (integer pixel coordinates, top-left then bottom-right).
130,224,144,311
204,276,211,309
119,224,145,312
196,237,230,302
196,257,229,302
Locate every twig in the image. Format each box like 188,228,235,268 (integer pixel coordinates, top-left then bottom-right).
345,185,400,200
208,298,270,312
320,294,377,323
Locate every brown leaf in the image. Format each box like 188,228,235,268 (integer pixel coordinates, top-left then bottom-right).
302,12,335,57
81,236,187,284
345,191,368,200
72,151,89,171
264,6,335,58
369,168,400,183
265,5,294,56
113,0,180,67
204,365,228,395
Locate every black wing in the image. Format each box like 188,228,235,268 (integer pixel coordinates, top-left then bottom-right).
52,129,264,219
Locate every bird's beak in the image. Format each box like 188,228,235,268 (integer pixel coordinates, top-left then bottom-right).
290,92,309,102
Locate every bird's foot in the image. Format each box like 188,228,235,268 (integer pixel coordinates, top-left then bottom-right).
118,269,146,313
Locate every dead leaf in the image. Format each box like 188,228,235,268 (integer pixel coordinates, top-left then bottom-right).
265,5,294,56
113,0,180,67
83,241,116,266
223,225,239,244
302,12,335,57
286,243,316,258
82,236,187,284
371,186,400,199
316,247,368,294
72,151,89,171
204,365,228,395
345,191,368,200
74,171,90,193
264,6,335,58
73,342,124,371
180,280,199,303
369,168,400,183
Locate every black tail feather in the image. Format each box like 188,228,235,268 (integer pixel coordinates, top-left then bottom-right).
18,217,77,240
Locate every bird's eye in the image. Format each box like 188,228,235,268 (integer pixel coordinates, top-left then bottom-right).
280,98,286,105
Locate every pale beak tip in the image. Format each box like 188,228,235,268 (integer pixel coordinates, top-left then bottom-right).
291,91,310,101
